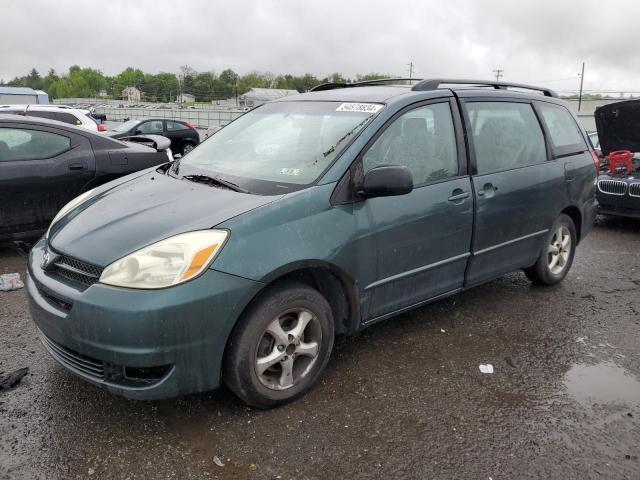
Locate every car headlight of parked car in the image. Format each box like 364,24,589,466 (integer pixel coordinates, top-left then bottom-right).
99,230,228,289
45,188,96,239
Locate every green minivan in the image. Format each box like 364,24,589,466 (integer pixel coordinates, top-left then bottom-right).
27,79,598,408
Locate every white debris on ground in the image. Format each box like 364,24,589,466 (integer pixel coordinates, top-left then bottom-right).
0,273,24,291
479,364,494,374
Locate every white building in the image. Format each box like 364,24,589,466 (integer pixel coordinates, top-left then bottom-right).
121,86,142,102
238,88,299,108
178,93,195,103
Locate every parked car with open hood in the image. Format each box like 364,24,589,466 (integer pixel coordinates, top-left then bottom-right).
107,118,199,156
0,114,171,241
594,99,640,218
27,79,597,408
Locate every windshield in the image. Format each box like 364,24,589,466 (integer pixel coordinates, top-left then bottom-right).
177,101,382,194
112,119,141,133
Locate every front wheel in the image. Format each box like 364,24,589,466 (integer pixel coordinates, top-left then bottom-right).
181,143,195,155
524,214,576,285
223,282,334,409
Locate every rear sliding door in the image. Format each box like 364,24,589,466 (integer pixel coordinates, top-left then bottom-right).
462,99,565,286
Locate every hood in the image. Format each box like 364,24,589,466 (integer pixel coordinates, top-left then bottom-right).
104,130,125,138
49,171,281,266
595,100,640,156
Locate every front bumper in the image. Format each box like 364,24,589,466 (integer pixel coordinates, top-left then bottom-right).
27,239,263,400
597,203,640,219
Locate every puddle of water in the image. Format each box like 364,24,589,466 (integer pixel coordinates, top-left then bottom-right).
564,362,640,407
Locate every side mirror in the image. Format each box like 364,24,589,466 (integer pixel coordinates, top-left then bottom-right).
133,128,143,135
359,165,413,198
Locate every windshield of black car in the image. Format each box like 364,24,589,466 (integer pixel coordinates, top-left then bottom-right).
178,101,382,193
112,119,141,132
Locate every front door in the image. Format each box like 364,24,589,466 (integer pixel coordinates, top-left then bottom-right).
0,124,95,238
355,100,474,321
462,100,564,286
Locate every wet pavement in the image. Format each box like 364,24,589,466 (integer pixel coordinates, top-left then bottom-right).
1,217,639,479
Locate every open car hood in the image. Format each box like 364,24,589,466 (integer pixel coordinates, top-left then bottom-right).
595,100,640,156
120,134,171,152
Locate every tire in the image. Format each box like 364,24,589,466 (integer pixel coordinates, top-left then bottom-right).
223,282,334,409
524,214,577,285
181,143,195,155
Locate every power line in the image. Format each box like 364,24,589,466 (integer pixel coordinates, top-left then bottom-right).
492,69,503,81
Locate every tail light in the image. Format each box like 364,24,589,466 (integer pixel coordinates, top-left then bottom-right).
98,124,106,132
591,151,601,173
185,122,195,130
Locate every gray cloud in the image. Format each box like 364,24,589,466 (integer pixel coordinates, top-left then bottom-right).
1,0,637,93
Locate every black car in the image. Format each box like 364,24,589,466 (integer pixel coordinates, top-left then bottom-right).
594,100,640,219
107,119,200,156
0,114,172,241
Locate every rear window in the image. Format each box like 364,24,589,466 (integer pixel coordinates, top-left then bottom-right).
538,103,586,155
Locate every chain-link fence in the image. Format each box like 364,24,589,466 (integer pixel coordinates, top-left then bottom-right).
53,98,245,128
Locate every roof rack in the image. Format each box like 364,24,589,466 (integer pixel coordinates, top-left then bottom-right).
411,79,558,97
310,78,422,92
309,77,558,98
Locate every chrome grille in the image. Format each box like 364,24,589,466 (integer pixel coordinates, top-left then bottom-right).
598,179,627,195
41,335,104,380
52,255,103,287
629,183,640,198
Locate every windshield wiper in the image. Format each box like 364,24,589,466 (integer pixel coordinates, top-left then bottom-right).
182,174,249,193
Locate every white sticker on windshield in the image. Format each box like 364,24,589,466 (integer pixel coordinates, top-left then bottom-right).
279,168,302,176
336,103,383,113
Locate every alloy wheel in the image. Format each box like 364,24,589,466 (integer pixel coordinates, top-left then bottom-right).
255,309,322,390
548,225,571,275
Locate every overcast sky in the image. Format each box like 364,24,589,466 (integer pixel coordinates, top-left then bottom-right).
1,0,637,93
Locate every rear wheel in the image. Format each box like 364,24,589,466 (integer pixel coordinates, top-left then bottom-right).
524,214,576,285
223,282,334,409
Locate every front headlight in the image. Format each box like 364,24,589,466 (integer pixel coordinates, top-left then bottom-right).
45,188,96,238
99,230,228,289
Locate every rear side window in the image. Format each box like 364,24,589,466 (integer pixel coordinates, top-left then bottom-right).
363,102,458,185
467,102,547,174
0,128,71,162
538,103,586,155
56,112,82,126
26,111,58,121
166,121,188,131
138,120,164,134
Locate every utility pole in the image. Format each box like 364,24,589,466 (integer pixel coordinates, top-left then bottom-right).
578,62,585,112
407,62,414,80
493,69,504,81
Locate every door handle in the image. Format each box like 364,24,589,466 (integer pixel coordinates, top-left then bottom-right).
68,163,87,171
448,191,470,202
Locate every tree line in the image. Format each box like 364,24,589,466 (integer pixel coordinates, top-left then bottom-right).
1,66,391,103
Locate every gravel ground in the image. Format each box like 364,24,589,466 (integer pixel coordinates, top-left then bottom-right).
1,216,639,480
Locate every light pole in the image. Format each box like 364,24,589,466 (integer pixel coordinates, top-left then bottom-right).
578,62,585,112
